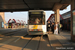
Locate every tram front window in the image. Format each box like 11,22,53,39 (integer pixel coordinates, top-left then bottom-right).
29,15,45,25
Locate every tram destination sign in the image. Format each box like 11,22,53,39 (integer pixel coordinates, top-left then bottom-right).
31,12,41,14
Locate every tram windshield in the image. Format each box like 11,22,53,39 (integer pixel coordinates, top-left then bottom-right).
29,14,45,25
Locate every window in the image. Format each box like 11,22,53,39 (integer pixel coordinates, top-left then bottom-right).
29,14,45,25
1,22,4,28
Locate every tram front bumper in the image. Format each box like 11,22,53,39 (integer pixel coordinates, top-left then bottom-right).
28,31,46,35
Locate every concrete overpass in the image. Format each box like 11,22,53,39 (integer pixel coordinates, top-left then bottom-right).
0,0,75,42
0,0,70,12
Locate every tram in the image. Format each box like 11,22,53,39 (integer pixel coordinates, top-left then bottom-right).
28,10,47,35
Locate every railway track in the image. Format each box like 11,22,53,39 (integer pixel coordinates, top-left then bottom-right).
21,35,51,50
21,35,34,50
21,35,41,50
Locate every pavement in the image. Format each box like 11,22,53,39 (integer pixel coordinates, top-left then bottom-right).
48,31,75,50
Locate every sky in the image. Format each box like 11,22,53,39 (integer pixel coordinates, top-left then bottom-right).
5,5,71,24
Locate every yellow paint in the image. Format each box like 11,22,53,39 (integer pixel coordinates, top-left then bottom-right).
33,25,38,29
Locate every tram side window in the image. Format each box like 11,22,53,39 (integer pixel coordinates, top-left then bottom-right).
42,15,45,25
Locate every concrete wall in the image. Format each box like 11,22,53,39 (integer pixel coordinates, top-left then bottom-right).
0,12,6,29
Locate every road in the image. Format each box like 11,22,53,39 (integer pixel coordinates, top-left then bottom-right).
0,28,51,50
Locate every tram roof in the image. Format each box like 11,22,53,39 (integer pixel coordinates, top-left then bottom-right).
0,0,71,12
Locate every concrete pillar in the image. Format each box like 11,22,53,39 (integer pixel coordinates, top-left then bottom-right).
71,0,75,41
54,9,60,23
0,12,6,29
54,9,60,34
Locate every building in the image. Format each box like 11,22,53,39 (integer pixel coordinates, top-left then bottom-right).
61,11,71,31
47,14,63,23
8,19,21,28
47,11,71,31
0,12,6,29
